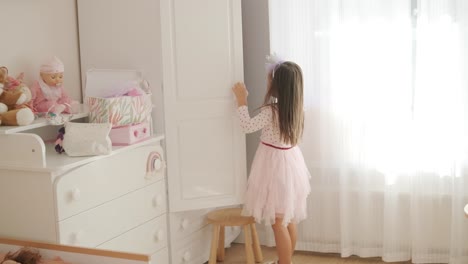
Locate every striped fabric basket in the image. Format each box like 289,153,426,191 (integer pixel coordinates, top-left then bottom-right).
84,69,152,127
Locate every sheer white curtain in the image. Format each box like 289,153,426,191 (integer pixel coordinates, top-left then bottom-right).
267,0,468,263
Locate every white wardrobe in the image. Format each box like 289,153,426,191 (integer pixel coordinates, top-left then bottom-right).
78,0,246,263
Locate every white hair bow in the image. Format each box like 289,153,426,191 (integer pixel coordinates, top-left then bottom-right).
265,53,284,78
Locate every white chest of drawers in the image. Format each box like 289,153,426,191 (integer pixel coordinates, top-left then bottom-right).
0,124,169,263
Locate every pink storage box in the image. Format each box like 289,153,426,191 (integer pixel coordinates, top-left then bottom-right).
109,123,150,146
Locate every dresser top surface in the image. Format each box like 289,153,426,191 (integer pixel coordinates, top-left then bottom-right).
0,134,164,174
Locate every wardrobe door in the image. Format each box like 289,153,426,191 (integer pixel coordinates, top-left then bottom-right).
161,0,246,212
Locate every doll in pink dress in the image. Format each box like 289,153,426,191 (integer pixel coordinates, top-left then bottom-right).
31,56,73,114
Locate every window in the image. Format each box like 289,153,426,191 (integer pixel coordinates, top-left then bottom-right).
270,0,468,179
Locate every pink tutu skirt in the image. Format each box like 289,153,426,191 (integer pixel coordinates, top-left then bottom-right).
242,142,311,226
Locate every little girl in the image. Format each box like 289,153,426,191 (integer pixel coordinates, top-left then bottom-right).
232,60,311,264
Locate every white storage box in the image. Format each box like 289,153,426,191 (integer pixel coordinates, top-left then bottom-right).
85,69,152,127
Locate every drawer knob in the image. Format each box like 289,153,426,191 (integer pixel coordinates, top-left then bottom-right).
153,229,164,242
153,158,163,171
183,251,191,261
71,230,83,244
71,188,81,201
152,195,164,207
146,152,165,180
181,219,190,229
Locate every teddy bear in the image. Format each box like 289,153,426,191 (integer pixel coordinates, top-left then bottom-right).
0,67,35,126
2,68,32,107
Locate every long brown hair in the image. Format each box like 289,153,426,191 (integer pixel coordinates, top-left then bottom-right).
263,61,304,145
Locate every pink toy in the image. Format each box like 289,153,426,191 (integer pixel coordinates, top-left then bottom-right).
31,56,74,114
109,122,150,146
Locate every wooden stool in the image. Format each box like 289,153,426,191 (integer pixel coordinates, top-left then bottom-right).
207,208,263,264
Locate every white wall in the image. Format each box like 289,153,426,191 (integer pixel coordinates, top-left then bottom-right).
241,0,270,171
0,0,81,102
77,0,163,134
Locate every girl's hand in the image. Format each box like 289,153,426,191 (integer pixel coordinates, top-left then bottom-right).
232,82,248,106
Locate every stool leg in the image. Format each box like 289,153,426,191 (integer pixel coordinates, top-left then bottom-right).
243,224,255,264
217,225,225,261
209,224,220,264
250,223,263,262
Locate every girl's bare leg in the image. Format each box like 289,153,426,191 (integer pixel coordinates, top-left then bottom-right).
287,222,297,261
272,217,292,264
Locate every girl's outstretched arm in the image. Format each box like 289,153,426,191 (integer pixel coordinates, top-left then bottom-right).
232,82,272,133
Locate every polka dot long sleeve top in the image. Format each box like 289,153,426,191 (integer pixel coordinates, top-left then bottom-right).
237,105,292,148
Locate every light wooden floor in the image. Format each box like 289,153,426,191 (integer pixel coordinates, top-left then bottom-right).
218,243,412,264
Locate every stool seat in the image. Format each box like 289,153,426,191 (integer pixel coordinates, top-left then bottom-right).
207,208,263,264
207,208,255,226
